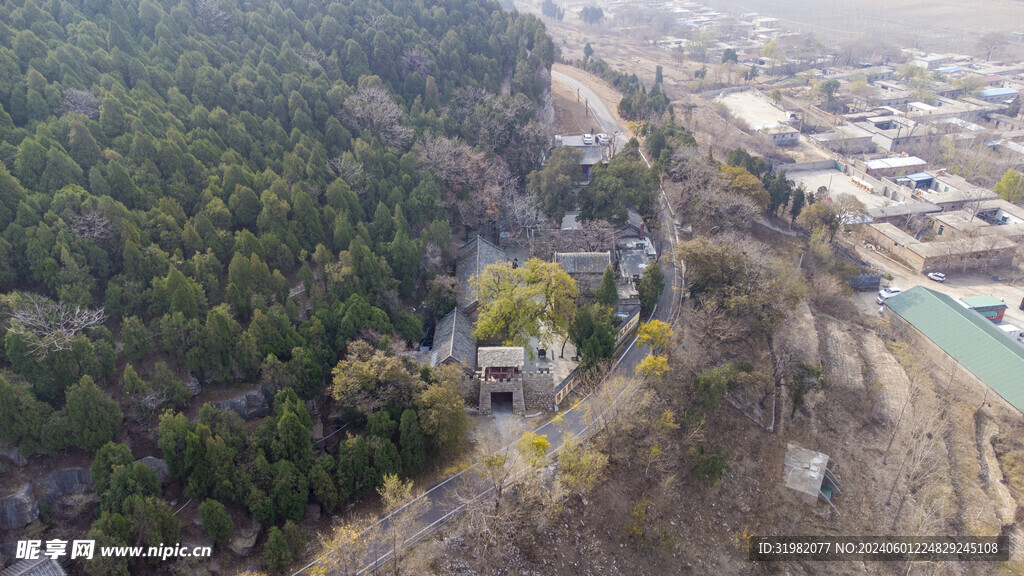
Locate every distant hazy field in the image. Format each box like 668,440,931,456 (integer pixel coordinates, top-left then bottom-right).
704,0,1024,54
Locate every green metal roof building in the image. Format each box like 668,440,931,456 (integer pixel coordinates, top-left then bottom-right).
884,286,1024,412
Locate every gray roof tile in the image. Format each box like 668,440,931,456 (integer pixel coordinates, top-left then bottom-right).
477,346,526,369
430,308,476,369
554,252,612,275
456,236,508,309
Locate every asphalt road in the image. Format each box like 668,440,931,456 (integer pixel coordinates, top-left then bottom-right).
551,70,630,152
294,72,683,576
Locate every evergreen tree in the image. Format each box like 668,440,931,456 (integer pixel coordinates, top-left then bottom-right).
637,261,665,311
66,375,122,452
90,442,134,496
125,495,180,550
309,457,339,513
67,119,102,170
102,462,160,514
372,438,401,480
271,459,308,523
282,520,306,562
399,409,426,474
198,499,234,547
39,147,83,193
595,265,618,306
152,361,190,410
121,364,148,396
120,316,152,362
157,411,191,479
262,526,292,572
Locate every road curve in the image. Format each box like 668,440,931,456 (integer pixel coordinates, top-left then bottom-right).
551,69,630,151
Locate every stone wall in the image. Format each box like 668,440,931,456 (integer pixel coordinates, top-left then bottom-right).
457,371,480,405
478,378,526,415
476,371,555,415
523,372,555,412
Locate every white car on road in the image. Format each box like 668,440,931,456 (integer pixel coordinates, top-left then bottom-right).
927,272,946,283
877,287,902,304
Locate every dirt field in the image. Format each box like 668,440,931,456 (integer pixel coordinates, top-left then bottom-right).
703,0,1024,55
551,63,631,133
551,80,588,135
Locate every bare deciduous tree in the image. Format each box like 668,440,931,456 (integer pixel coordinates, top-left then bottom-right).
70,210,113,240
327,153,365,188
886,397,947,531
308,520,369,576
977,32,1006,61
545,219,619,256
400,48,434,78
300,46,327,69
416,135,470,189
60,89,100,119
6,294,107,358
367,474,429,576
193,0,230,30
343,86,413,149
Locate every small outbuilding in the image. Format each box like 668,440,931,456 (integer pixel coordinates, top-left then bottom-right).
960,296,1008,323
784,443,841,506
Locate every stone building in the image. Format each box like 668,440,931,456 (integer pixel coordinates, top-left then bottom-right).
456,236,508,314
477,346,527,414
553,251,612,296
430,308,476,372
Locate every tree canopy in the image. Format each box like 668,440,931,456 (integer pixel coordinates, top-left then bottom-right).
471,258,579,350
0,0,561,569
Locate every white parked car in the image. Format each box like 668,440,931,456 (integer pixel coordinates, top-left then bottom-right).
582,134,594,145
596,133,609,144
927,272,946,283
877,287,903,304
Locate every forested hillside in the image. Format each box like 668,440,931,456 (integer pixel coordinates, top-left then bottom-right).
0,0,554,572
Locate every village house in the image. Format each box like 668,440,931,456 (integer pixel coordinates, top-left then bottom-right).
554,251,612,295
455,236,508,314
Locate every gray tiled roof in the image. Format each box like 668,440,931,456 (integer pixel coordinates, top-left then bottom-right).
456,236,508,309
2,559,67,576
430,308,476,369
477,346,526,369
619,249,650,278
554,252,612,275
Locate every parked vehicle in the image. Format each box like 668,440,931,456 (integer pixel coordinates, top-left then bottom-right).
999,324,1024,345
927,272,946,283
582,134,595,145
877,287,902,304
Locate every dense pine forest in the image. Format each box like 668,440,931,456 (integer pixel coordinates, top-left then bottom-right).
0,0,555,572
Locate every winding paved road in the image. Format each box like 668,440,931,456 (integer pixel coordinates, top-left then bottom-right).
551,69,630,152
293,70,683,576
